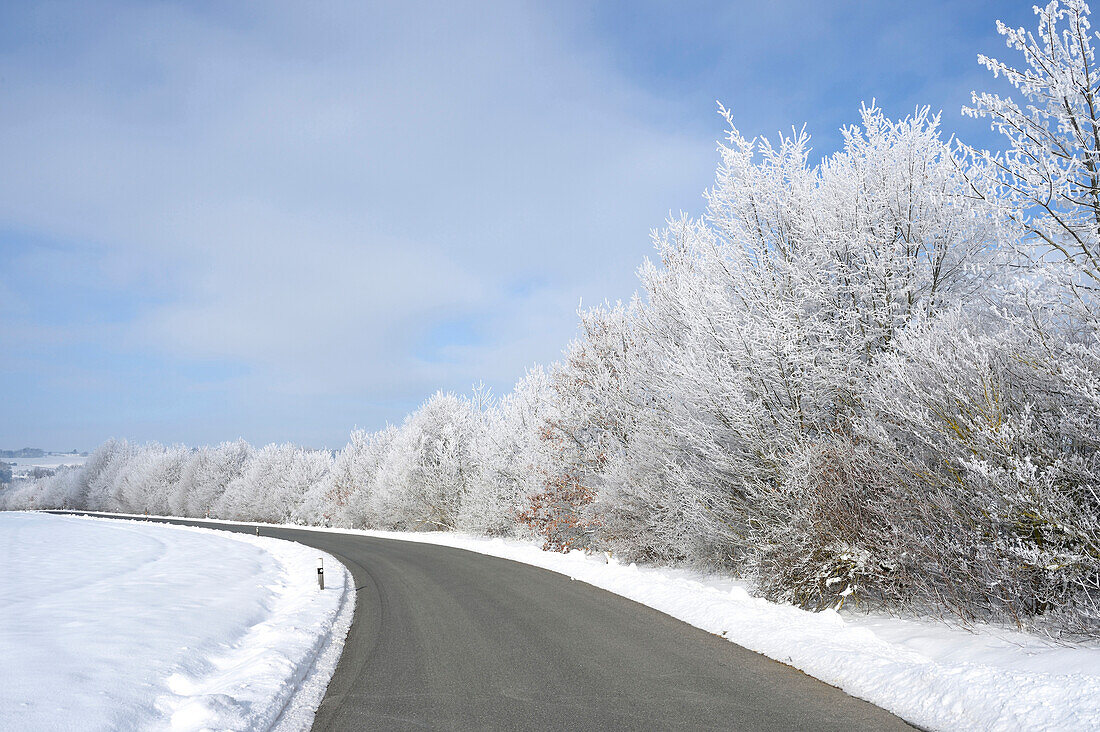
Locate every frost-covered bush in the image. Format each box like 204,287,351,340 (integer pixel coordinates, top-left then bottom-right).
881,313,1097,622
858,298,1100,627
748,435,910,612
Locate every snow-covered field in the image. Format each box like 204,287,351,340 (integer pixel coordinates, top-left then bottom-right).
5,454,88,479
0,513,354,731
84,512,1099,732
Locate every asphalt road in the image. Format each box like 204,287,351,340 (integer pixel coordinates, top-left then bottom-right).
56,512,913,731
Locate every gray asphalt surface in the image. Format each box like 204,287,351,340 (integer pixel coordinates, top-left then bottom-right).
55,512,913,731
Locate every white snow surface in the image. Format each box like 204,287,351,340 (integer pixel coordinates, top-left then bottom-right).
67,512,1100,731
6,454,87,478
0,512,354,731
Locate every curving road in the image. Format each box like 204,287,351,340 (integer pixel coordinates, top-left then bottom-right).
57,513,912,731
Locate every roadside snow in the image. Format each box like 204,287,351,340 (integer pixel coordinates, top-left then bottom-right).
0,512,353,731
71,512,1100,731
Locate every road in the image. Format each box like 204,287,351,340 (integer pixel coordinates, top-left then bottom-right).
57,512,913,731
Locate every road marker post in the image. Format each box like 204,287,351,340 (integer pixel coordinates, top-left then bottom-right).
317,557,325,590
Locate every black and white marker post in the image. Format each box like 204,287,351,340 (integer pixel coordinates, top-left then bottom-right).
317,557,325,590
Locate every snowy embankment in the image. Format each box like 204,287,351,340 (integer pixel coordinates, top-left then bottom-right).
0,512,354,731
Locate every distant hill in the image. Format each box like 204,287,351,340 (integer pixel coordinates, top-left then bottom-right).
0,448,45,459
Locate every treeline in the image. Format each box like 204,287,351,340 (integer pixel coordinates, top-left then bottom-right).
6,1,1100,633
0,448,46,459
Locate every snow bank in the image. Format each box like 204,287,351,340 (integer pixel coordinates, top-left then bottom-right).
67,512,1100,730
0,512,353,731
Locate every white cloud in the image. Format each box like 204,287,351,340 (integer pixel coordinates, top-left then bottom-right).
0,0,714,440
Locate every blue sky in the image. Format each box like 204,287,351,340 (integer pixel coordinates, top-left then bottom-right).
1,0,1036,450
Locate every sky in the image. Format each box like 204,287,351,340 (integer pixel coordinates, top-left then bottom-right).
1,0,1038,451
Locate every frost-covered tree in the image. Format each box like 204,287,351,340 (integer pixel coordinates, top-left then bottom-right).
297,428,406,528
609,104,1012,571
518,305,641,551
0,464,83,510
374,392,480,530
458,368,552,536
216,444,331,523
176,440,252,518
965,0,1100,296
336,426,398,528
114,444,189,515
83,439,137,511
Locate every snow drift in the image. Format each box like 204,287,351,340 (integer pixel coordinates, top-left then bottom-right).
0,512,354,731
